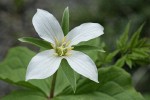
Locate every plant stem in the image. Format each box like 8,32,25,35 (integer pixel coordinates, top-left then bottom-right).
48,71,57,100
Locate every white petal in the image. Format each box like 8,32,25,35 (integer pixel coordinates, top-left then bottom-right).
26,49,62,81
66,23,104,46
32,9,64,44
65,50,99,83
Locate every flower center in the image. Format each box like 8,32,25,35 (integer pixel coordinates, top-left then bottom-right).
52,37,73,56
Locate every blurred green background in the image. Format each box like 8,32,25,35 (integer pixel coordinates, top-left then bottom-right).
0,0,150,98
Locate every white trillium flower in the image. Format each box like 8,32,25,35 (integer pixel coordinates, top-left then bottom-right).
26,9,104,83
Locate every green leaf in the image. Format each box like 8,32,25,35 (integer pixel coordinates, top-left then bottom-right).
128,48,150,60
0,47,52,96
117,22,130,49
53,67,145,100
1,90,47,100
77,38,102,61
55,68,70,96
114,55,126,68
105,50,119,63
61,7,69,35
143,93,150,100
132,48,149,58
74,45,105,52
60,59,77,92
0,47,35,84
125,57,132,68
138,38,148,47
19,37,52,49
129,23,145,48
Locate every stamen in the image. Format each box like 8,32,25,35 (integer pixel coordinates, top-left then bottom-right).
66,41,71,46
59,47,64,56
54,37,59,46
62,37,66,43
67,47,74,51
62,42,66,47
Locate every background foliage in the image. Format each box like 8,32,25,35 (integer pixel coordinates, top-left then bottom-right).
0,0,150,99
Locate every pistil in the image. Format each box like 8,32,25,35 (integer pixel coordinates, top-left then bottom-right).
52,37,73,56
